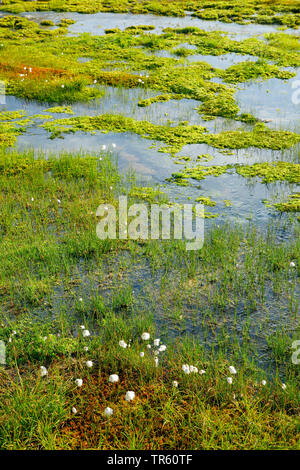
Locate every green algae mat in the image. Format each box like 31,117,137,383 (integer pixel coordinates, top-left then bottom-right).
0,1,299,451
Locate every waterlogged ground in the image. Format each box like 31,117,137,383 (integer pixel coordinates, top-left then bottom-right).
0,10,299,229
14,10,300,39
0,2,299,450
0,9,299,330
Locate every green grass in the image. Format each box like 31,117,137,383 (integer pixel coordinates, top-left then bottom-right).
0,13,299,113
0,149,299,449
0,0,299,450
1,326,299,450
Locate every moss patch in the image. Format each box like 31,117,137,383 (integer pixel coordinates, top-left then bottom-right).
1,1,299,28
265,193,300,213
41,115,300,153
236,162,300,184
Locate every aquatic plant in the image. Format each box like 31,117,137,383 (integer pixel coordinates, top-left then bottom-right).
235,162,300,184
40,115,300,153
1,0,299,28
265,193,300,213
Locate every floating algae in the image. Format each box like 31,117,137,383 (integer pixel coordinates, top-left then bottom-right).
235,162,300,184
46,106,75,114
264,193,300,213
40,115,300,153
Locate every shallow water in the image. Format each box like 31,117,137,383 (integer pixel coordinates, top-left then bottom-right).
16,10,299,40
1,9,299,373
5,87,299,234
1,10,299,232
236,68,300,130
43,242,299,373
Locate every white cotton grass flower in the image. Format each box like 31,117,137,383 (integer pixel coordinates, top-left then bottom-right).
112,143,116,148
154,357,159,367
75,378,83,387
40,366,48,377
229,365,237,375
79,325,85,330
119,340,127,349
227,377,233,385
281,383,287,390
172,380,178,388
153,339,160,347
104,407,113,417
82,329,90,337
140,351,144,357
108,374,119,383
72,407,77,415
86,360,93,368
141,332,150,341
79,297,83,302
147,344,151,349
125,391,135,402
199,369,206,375
101,144,106,150
83,346,89,352
158,345,166,352
290,261,296,268
93,79,97,84
61,84,64,88
190,365,198,373
182,364,190,374
261,380,267,386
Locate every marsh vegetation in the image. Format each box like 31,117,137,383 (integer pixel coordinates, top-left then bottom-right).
0,0,299,450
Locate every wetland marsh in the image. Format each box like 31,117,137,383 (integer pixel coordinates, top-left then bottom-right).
0,0,299,450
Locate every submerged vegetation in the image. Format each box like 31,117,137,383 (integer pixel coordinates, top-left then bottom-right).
265,192,300,213
0,13,299,110
236,161,300,184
